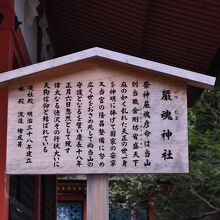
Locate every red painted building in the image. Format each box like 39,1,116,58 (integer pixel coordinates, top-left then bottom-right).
0,0,220,219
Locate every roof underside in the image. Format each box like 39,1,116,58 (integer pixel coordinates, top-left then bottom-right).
42,0,220,105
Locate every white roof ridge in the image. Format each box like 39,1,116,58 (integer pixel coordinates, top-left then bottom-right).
0,47,216,89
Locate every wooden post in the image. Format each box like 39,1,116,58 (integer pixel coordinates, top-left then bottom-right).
0,87,9,220
149,204,154,220
34,176,41,220
0,1,14,218
87,175,109,220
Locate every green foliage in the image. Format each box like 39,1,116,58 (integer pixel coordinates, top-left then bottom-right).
109,89,220,220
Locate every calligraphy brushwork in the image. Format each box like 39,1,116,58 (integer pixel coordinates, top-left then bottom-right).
6,59,188,174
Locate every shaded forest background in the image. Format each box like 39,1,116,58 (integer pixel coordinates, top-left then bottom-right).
109,88,220,220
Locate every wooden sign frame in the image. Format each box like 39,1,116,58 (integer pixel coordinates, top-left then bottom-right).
6,59,188,174
0,48,214,175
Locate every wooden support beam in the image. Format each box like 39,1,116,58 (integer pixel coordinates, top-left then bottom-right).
34,176,41,220
0,87,9,220
0,3,14,220
87,175,109,220
0,0,13,8
149,204,154,220
0,2,33,220
54,175,58,220
0,29,13,220
0,30,13,72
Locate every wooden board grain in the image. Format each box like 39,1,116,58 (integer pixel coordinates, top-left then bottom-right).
6,61,188,174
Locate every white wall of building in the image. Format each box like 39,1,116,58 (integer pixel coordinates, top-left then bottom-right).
14,0,38,64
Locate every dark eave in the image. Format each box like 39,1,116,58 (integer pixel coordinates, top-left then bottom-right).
40,0,220,105
43,0,220,73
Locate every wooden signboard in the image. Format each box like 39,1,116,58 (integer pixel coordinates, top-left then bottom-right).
1,48,215,220
6,59,188,174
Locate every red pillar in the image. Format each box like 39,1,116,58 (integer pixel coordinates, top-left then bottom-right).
149,204,154,220
0,85,10,220
0,1,14,219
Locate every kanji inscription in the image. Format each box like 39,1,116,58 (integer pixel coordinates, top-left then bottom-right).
7,70,188,174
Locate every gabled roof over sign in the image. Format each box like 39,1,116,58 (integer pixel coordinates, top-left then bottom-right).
0,47,216,90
